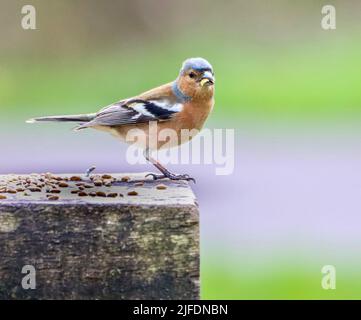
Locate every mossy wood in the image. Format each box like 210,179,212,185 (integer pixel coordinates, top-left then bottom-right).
0,173,199,299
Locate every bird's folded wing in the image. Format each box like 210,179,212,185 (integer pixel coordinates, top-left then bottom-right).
76,98,183,130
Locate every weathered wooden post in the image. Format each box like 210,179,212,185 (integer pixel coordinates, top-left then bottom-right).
0,173,199,299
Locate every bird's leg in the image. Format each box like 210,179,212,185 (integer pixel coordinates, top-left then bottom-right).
143,148,195,183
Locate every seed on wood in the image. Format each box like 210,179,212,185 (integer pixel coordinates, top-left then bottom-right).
102,174,112,179
107,193,118,198
78,186,85,191
16,188,25,192
75,183,84,187
134,182,144,187
156,184,167,190
0,195,7,200
127,191,138,196
7,189,17,194
90,175,101,181
121,176,130,182
93,180,103,186
83,184,93,188
28,187,41,192
71,190,79,194
104,182,112,187
78,192,88,197
50,189,61,194
70,176,82,181
96,191,106,197
44,172,53,179
48,195,59,201
119,193,124,197
89,192,96,197
58,182,69,188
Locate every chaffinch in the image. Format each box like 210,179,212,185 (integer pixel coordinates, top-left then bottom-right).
27,57,215,182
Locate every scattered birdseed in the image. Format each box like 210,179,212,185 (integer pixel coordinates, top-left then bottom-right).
0,195,7,200
93,180,102,186
107,192,118,198
78,192,88,197
104,181,112,187
7,189,17,194
44,173,53,179
96,191,106,197
89,192,96,197
134,182,144,187
28,187,41,192
47,195,59,201
83,184,93,189
156,184,167,190
78,186,85,191
50,189,61,194
16,188,25,192
71,190,79,194
58,182,69,188
70,176,82,181
127,191,138,196
121,176,130,182
102,174,112,179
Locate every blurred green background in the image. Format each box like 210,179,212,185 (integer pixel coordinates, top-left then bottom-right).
1,0,361,299
1,0,361,121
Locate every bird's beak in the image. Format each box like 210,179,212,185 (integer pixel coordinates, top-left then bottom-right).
200,71,215,87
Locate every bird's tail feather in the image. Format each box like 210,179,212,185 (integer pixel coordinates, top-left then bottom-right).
26,113,96,124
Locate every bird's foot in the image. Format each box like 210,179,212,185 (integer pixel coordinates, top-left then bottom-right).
146,172,196,183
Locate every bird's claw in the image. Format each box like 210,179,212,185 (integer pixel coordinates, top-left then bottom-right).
145,173,162,180
145,173,196,183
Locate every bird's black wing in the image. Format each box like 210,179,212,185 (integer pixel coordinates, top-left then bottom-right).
75,99,182,130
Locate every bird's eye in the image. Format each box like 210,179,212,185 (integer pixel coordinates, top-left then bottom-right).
189,72,196,79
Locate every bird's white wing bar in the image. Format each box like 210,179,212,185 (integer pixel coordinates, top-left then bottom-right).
149,99,183,113
131,102,156,118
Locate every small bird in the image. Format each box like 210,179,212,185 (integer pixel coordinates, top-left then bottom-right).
27,57,215,182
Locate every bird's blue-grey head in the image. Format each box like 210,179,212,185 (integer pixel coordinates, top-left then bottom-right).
172,57,215,102
178,57,215,87
180,57,213,75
